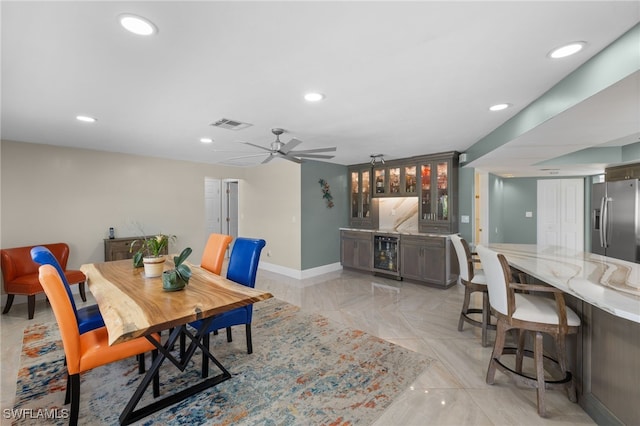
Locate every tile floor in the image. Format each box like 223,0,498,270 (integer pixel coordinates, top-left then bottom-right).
1,268,595,425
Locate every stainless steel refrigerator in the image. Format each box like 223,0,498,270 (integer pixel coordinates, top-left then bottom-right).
591,179,640,263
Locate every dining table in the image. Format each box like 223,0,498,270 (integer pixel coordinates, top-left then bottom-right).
80,257,273,425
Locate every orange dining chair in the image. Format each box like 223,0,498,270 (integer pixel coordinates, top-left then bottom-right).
200,233,233,275
38,264,160,426
178,233,233,355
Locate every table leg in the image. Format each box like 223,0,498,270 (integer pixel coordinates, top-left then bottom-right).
119,317,232,425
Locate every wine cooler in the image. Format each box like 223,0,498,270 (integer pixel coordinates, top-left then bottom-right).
373,234,401,278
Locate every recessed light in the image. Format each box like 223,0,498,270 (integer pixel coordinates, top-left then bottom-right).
200,138,213,144
119,14,157,36
304,92,325,102
549,42,585,59
76,115,97,123
489,103,510,112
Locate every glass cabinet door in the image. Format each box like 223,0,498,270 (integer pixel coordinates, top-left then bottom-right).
421,164,432,220
436,162,448,220
374,169,385,194
404,165,417,194
350,171,359,219
362,170,370,218
389,167,400,194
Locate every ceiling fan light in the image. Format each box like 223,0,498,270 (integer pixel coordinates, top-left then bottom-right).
304,92,325,102
549,42,585,59
119,14,157,36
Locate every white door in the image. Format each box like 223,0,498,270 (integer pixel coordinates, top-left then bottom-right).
204,178,222,235
537,179,584,250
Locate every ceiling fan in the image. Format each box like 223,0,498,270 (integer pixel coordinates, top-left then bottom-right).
229,128,336,164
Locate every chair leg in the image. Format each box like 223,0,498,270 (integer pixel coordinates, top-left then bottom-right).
481,291,490,347
2,294,15,314
534,331,546,417
486,320,506,385
64,372,71,404
246,323,253,354
138,354,145,374
555,334,577,403
458,286,471,331
226,327,232,343
179,330,186,359
78,282,87,302
152,350,160,398
516,329,526,373
69,373,80,426
27,295,36,319
202,333,210,378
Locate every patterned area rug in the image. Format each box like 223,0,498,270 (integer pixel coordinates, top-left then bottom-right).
14,298,430,425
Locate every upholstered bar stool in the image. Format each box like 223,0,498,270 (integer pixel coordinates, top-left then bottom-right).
451,235,495,347
476,245,581,417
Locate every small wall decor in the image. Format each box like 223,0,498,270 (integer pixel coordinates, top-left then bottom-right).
318,178,334,208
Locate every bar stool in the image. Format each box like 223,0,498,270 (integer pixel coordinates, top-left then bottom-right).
451,234,495,346
476,245,581,417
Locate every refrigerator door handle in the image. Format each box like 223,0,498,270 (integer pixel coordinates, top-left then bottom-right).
599,196,606,247
602,196,611,248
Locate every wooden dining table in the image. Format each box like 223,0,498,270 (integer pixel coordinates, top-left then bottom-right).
80,257,273,425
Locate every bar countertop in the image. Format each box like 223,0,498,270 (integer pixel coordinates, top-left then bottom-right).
488,243,640,323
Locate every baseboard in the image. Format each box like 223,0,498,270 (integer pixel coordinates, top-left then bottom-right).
259,261,342,280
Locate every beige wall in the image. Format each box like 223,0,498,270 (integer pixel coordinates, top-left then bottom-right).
0,140,244,269
240,160,301,270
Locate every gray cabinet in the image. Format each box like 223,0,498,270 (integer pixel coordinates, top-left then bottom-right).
400,235,456,288
349,165,378,229
372,162,418,198
418,152,459,234
340,230,373,271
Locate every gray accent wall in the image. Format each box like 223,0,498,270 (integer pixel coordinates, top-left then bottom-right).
301,160,349,270
501,178,538,243
458,166,474,241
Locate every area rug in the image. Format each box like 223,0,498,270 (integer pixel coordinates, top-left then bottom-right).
13,298,430,425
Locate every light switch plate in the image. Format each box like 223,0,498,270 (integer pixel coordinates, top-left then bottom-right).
525,211,533,218
461,215,470,223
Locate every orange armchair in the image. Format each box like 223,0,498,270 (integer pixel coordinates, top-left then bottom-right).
38,264,159,425
1,243,87,319
200,233,233,275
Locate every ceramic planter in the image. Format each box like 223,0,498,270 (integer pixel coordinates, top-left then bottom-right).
143,256,165,278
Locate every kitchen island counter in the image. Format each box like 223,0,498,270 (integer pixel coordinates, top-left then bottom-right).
488,243,639,425
489,243,639,323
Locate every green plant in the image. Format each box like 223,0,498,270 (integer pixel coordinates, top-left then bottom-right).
162,247,193,291
130,233,176,267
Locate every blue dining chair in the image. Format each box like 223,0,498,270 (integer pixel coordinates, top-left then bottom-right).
189,238,265,376
31,246,104,334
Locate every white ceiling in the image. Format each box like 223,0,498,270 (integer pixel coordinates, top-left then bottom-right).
2,1,639,176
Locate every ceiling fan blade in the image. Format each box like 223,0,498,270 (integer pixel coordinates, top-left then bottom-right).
295,153,335,159
287,147,337,154
280,138,302,154
281,153,303,164
242,142,273,152
224,153,269,161
262,154,275,164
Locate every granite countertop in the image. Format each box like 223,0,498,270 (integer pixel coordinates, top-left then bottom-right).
488,243,640,323
339,227,453,238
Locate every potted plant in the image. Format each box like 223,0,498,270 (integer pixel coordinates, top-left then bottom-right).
130,234,176,278
162,247,193,291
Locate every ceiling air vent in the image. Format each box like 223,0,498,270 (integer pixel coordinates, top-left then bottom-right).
210,118,253,131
